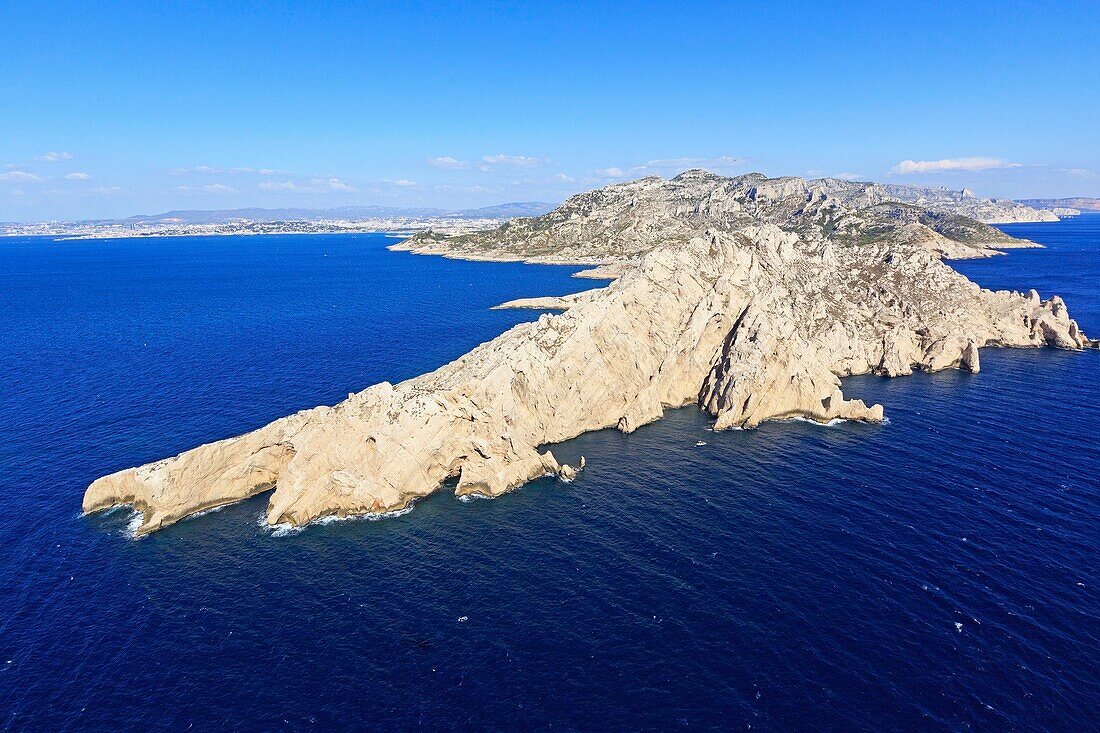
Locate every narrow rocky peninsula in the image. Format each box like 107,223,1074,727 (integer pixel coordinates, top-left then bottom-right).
84,171,1096,536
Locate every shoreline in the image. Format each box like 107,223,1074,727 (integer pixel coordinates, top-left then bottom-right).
78,173,1096,537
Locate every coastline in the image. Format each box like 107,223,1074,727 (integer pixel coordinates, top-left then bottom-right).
79,172,1096,537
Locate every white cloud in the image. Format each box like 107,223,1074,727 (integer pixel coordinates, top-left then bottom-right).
176,183,236,193
433,183,494,194
393,179,417,187
259,177,357,193
169,165,286,176
64,172,92,180
549,173,575,183
481,154,543,168
630,156,748,174
593,156,748,181
427,156,470,170
169,166,211,176
0,170,44,182
91,186,125,195
891,157,1020,174
324,177,356,192
1058,167,1095,179
259,180,297,191
35,151,73,162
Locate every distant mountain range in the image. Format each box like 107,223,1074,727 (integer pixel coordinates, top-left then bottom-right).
1016,197,1100,212
123,202,556,225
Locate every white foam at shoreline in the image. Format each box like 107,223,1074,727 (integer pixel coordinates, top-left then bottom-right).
184,504,228,521
790,416,849,427
260,503,416,537
124,509,145,540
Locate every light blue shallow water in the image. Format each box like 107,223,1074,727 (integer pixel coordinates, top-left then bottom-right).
0,221,1097,731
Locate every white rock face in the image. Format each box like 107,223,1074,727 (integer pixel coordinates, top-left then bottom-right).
880,184,1061,223
84,172,1097,536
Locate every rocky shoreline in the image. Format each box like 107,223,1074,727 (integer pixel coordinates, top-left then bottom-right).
84,171,1096,537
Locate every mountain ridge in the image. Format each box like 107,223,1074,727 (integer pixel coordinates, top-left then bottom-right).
1016,197,1100,212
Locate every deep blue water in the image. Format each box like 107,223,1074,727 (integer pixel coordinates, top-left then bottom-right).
1,222,1097,731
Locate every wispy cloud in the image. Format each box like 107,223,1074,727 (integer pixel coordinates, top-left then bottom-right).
392,179,417,187
91,186,125,195
176,183,236,193
594,156,748,181
481,154,543,168
64,172,92,181
433,183,494,194
1057,167,1095,179
891,157,1020,174
259,180,301,191
259,177,357,193
549,173,575,183
630,156,748,175
428,153,549,172
427,156,470,170
34,151,73,162
0,170,45,182
169,165,284,176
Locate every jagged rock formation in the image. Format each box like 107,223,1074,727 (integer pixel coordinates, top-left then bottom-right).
84,171,1096,537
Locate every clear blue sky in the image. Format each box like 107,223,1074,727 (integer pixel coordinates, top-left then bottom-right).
1,0,1098,220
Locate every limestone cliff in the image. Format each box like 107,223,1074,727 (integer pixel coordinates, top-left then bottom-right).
881,184,1061,223
84,172,1096,536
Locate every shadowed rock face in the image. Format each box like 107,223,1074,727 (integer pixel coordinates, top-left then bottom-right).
84,172,1096,536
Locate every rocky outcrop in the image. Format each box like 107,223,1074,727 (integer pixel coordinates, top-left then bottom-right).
85,172,1097,537
881,184,1060,223
491,290,601,311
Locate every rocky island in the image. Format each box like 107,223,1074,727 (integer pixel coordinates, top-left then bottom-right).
83,171,1097,536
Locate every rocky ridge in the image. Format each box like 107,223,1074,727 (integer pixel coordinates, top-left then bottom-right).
880,184,1060,223
1017,197,1100,213
84,171,1096,536
391,171,1043,265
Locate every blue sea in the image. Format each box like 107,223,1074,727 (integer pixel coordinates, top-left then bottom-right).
1,219,1097,731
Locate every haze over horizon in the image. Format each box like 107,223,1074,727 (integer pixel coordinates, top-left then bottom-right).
2,1,1098,222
